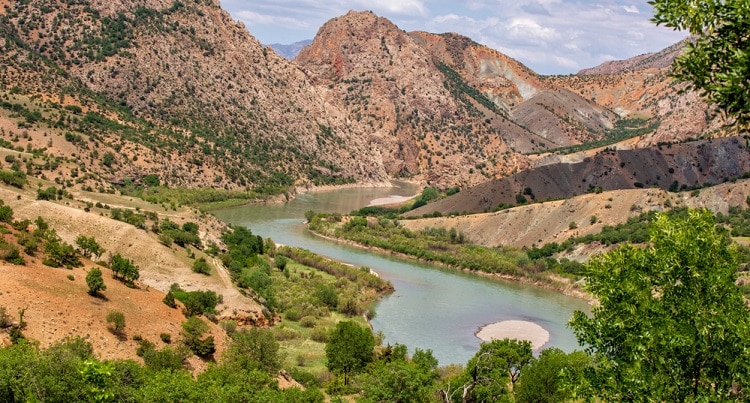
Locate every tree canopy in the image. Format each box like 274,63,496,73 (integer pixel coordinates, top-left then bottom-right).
570,208,750,400
325,321,375,385
651,0,750,127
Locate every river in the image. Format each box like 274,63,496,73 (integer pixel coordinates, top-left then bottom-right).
212,183,590,366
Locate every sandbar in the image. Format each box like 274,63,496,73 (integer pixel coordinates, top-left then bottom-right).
475,320,550,349
368,195,415,206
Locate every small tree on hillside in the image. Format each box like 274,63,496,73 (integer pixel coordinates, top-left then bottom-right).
75,235,105,261
106,311,125,337
110,253,139,286
85,268,106,296
325,320,375,385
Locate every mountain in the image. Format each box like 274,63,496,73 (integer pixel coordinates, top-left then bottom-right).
295,11,619,188
0,0,388,192
0,2,728,192
269,40,312,59
546,37,727,147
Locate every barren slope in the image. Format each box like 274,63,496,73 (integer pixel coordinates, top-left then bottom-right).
401,179,750,250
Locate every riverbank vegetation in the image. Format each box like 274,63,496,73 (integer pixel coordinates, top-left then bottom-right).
3,211,746,401
307,211,585,291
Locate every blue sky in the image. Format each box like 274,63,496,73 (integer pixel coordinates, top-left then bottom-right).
220,0,688,75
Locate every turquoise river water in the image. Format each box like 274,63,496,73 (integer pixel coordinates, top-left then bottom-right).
212,183,590,366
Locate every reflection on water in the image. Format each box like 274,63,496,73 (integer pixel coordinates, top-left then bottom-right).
212,182,589,366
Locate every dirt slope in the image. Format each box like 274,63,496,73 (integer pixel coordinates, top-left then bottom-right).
400,179,750,251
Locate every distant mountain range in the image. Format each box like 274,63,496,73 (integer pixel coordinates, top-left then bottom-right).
269,40,313,59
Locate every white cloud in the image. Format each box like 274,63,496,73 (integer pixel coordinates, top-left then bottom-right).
353,0,427,16
221,0,689,74
505,18,558,43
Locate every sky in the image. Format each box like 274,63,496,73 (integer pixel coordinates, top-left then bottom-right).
220,0,688,75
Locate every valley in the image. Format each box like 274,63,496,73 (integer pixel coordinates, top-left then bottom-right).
0,0,748,401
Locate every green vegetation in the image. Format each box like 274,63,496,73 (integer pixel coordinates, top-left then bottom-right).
105,311,126,337
325,321,375,386
528,117,660,155
437,62,505,116
309,213,540,279
0,337,324,401
570,209,750,400
169,284,219,317
651,0,750,127
85,267,106,296
109,253,139,286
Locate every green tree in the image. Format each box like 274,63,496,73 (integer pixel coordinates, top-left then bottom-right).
515,348,591,403
75,235,105,260
191,257,210,275
650,0,750,127
85,268,106,296
359,358,437,402
181,316,215,358
325,321,374,385
440,338,532,402
569,209,750,401
223,328,280,374
106,311,125,337
110,253,139,286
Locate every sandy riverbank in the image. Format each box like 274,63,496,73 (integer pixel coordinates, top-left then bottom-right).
475,320,550,349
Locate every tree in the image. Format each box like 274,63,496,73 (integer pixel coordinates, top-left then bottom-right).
325,321,374,385
75,235,105,261
181,316,215,358
106,311,125,337
462,338,532,402
569,209,750,401
515,348,591,403
110,253,139,286
85,268,106,296
191,257,210,275
223,328,280,374
359,356,437,403
650,0,750,127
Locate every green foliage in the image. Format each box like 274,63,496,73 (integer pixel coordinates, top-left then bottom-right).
358,347,438,403
0,169,26,188
462,338,532,402
223,328,280,374
85,267,106,296
162,290,176,308
191,257,210,275
325,321,375,385
75,235,105,260
651,0,750,127
310,214,531,279
515,348,592,403
181,317,215,358
43,233,82,268
109,253,139,286
106,311,126,336
570,209,750,400
37,186,58,201
170,285,218,317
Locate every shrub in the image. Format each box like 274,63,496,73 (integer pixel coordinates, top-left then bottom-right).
299,316,316,328
191,257,210,275
106,311,125,336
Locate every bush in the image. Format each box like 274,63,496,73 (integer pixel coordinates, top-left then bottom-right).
299,316,316,328
106,311,126,336
192,257,210,275
310,327,329,343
